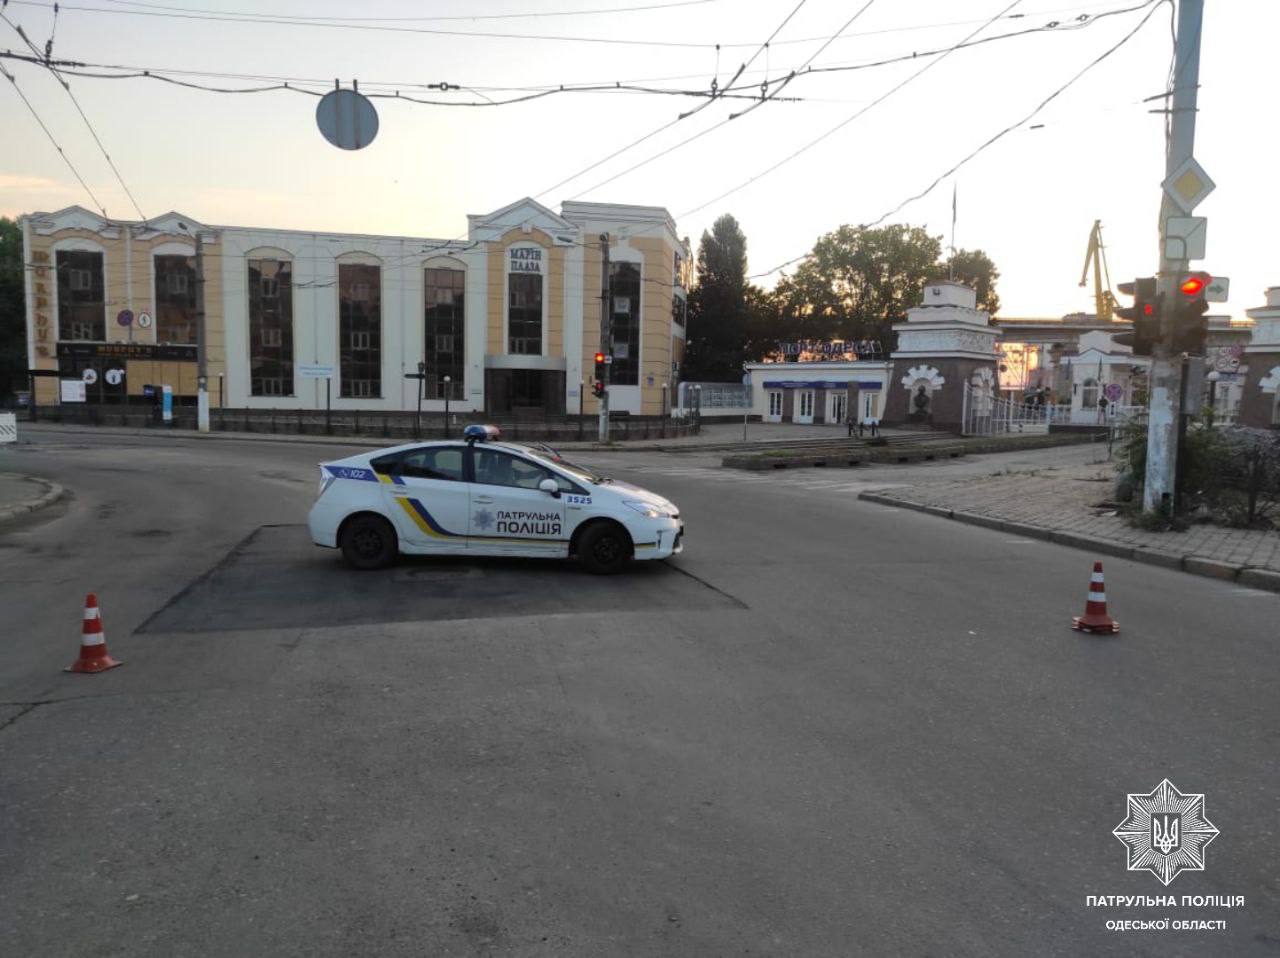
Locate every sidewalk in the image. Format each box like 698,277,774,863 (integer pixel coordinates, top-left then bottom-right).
0,473,64,523
858,453,1280,593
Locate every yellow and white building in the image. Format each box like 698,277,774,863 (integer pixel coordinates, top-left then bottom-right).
21,197,691,417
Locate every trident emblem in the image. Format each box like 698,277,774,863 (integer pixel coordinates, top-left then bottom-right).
1152,813,1181,854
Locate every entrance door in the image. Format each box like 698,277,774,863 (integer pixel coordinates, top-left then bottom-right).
766,390,783,423
469,447,569,556
829,392,847,426
377,445,471,553
796,390,815,424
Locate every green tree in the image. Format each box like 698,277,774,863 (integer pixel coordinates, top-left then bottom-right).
934,248,1001,317
774,225,942,350
0,217,25,402
683,214,749,382
768,226,1003,353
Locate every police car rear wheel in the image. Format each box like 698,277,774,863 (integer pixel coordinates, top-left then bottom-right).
340,514,398,570
578,523,630,575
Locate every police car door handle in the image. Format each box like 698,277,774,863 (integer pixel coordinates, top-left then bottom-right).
473,495,495,504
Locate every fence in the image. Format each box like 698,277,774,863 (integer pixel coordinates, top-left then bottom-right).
21,403,699,443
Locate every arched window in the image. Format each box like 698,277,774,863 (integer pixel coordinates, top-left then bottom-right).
247,255,294,397
425,264,465,400
1082,378,1099,409
337,257,382,399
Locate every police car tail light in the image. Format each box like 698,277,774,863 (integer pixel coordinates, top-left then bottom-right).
318,467,335,497
622,499,662,518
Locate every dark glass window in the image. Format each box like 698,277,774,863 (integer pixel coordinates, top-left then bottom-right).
56,250,105,341
425,268,465,400
400,447,465,482
508,273,542,355
473,448,572,491
609,262,641,385
339,263,381,398
248,258,293,396
672,292,686,328
511,369,544,409
155,254,197,344
371,452,402,476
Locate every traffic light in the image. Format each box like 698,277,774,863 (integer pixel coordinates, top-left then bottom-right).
591,380,605,399
1170,271,1210,356
594,351,607,381
1113,277,1159,356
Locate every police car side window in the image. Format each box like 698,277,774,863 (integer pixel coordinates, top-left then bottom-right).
473,449,583,493
472,450,545,490
400,447,465,482
371,453,401,476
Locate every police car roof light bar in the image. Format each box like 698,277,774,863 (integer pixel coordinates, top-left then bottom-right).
463,424,501,443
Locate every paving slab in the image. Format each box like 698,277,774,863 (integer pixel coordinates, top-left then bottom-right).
856,456,1280,593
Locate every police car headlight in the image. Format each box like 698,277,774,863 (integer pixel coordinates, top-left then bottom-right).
622,499,667,519
318,468,335,497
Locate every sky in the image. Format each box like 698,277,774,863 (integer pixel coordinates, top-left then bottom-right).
0,0,1274,320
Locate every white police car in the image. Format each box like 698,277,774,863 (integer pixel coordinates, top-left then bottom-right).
308,425,683,574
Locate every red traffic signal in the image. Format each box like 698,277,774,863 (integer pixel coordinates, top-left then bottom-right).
1178,272,1210,297
594,352,606,364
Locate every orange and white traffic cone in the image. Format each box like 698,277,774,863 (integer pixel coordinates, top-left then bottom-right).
65,593,123,673
1072,561,1119,634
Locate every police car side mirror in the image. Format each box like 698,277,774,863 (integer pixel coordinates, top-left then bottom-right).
538,478,561,498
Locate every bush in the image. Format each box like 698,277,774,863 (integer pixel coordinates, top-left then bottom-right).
1119,422,1280,529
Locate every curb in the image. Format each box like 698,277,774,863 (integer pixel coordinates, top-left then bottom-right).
0,474,65,523
857,491,1280,595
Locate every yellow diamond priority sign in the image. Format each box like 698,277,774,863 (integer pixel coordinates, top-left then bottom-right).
1162,156,1215,214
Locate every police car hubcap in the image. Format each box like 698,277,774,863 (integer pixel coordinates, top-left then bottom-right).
594,538,621,562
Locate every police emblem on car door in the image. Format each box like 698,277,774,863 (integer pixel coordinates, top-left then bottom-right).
469,448,569,556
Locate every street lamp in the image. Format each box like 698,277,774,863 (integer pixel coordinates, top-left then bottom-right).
443,375,452,438
1205,369,1220,429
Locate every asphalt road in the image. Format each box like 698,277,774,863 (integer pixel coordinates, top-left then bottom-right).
1,426,1277,957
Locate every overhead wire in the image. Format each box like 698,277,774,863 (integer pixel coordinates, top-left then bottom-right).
1,8,147,219
749,0,1171,280
2,0,1137,49
0,53,809,106
3,0,735,49
565,0,878,199
97,0,719,22
678,0,1031,220
0,56,106,214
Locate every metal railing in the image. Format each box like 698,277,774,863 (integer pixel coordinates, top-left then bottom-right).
19,404,699,442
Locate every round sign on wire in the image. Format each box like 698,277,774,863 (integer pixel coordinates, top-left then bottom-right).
82,368,99,386
316,88,379,151
105,368,125,386
136,312,153,329
116,309,134,327
1103,383,1124,403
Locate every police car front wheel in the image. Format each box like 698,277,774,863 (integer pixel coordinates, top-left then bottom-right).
339,514,398,570
577,522,631,575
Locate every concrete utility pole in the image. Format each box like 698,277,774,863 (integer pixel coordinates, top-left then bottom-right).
195,232,210,433
597,233,611,443
1143,0,1204,513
